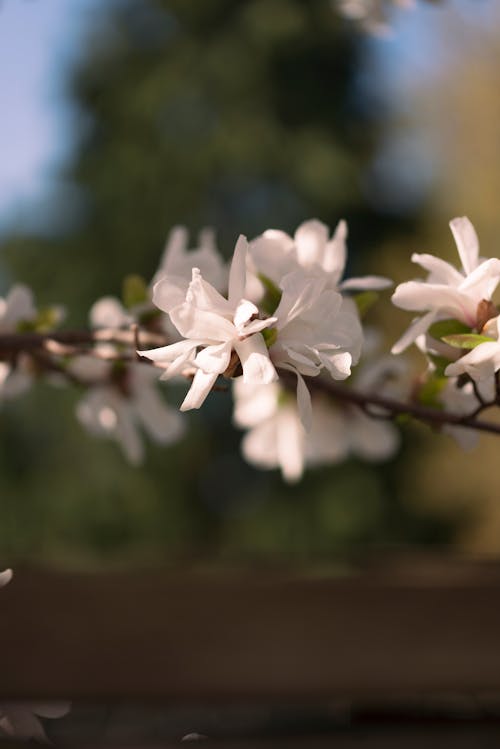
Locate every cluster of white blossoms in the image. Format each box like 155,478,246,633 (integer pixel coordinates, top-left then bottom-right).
391,216,500,448
1,214,500,482
141,218,396,481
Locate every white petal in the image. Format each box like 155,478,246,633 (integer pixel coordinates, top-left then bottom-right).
152,275,189,314
233,299,259,329
450,216,479,275
340,275,392,291
276,405,305,483
195,341,232,374
180,370,218,411
235,335,278,384
135,386,185,444
322,219,347,280
170,303,234,341
459,257,500,299
139,339,202,364
445,341,500,381
391,310,437,354
410,253,463,286
275,272,327,329
90,297,130,328
294,219,329,267
228,234,248,305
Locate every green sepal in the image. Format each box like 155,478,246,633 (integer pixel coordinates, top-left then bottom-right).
441,333,495,350
354,290,379,318
262,327,277,348
258,273,282,316
122,274,148,309
428,318,471,340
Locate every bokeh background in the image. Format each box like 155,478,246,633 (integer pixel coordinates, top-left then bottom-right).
1,0,500,568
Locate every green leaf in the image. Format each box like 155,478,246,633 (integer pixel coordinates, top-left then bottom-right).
354,290,379,318
441,333,495,350
16,306,61,333
428,318,471,340
122,274,148,309
258,273,281,315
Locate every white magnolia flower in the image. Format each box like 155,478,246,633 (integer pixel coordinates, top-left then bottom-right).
248,218,390,301
0,702,70,743
74,359,185,464
269,271,364,429
444,316,500,383
392,217,500,354
0,285,38,399
152,225,227,313
141,235,278,411
234,376,399,483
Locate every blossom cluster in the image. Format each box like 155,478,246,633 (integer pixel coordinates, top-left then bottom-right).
1,215,500,485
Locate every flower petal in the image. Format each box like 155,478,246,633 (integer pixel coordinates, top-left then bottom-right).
228,234,248,305
450,216,479,275
180,369,218,411
235,335,278,384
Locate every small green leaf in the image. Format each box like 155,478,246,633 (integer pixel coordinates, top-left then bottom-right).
16,306,61,333
354,290,379,318
441,333,495,350
428,318,471,340
122,274,148,309
262,327,277,348
258,273,282,315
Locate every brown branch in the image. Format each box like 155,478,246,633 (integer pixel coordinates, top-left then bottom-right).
302,377,500,437
0,328,168,354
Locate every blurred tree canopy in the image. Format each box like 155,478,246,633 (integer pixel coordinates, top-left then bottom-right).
0,0,463,567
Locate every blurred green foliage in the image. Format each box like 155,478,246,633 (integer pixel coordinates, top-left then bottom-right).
0,0,463,567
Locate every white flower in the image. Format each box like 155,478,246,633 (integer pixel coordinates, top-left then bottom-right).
152,225,227,313
74,360,185,464
0,285,38,400
392,217,500,354
269,271,364,429
0,702,70,743
141,235,278,411
234,376,399,483
248,218,390,301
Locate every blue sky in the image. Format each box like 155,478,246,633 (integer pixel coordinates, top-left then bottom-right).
0,0,498,230
0,0,100,227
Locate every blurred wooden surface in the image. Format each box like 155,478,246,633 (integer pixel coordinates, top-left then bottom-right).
2,559,500,701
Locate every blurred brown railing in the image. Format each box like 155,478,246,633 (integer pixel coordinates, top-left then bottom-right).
2,557,500,702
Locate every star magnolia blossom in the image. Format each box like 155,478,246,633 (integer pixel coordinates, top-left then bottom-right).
392,217,500,354
0,285,38,400
268,271,363,429
234,376,400,483
72,357,185,464
141,235,278,411
248,218,390,302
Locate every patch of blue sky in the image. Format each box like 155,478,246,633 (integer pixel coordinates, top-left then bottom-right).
0,0,101,231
